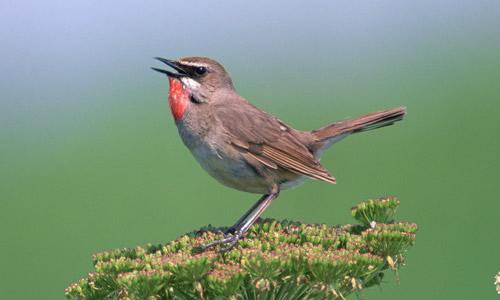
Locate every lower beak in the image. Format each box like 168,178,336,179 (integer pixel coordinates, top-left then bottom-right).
151,57,188,78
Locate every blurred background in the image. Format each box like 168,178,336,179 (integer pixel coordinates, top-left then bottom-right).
1,1,499,299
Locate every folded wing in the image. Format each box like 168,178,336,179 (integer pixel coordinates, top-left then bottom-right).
214,101,336,184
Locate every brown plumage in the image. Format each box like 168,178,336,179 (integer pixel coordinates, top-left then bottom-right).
152,56,406,251
213,99,337,185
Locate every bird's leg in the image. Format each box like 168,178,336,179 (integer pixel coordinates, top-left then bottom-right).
224,194,268,234
219,190,278,252
202,192,278,251
202,185,280,252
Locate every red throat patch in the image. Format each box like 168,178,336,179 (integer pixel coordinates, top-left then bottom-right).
168,78,190,121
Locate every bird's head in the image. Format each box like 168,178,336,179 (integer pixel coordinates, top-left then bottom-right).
152,56,234,121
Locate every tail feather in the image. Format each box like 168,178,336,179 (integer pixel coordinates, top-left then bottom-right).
311,106,406,142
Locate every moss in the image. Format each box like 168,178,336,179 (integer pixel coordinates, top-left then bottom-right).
66,197,417,299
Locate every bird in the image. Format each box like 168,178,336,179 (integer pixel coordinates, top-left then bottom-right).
152,56,406,251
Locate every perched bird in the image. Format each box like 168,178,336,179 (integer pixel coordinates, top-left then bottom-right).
152,57,406,251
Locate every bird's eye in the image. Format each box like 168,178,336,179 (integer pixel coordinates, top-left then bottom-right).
194,66,207,76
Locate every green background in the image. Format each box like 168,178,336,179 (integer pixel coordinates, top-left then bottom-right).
1,1,499,299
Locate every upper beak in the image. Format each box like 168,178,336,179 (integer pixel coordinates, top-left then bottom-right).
151,57,189,78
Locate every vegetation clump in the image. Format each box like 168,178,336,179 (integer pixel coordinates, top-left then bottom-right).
66,196,417,299
495,272,500,295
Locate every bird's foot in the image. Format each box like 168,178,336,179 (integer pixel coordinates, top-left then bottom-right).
200,231,243,253
224,225,237,235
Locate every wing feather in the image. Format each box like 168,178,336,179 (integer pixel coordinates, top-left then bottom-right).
215,99,336,184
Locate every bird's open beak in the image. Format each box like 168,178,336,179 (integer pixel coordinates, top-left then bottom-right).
151,57,189,78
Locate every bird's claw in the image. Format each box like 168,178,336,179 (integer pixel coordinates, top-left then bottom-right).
201,231,243,252
224,226,237,235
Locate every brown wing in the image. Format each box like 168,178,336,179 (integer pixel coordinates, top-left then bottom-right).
214,99,336,184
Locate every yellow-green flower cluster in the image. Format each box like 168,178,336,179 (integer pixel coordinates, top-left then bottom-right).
351,196,400,226
66,197,417,299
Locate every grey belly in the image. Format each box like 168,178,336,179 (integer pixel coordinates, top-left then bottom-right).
189,143,272,194
191,145,309,194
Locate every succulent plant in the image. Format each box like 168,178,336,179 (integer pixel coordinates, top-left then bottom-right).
66,197,417,299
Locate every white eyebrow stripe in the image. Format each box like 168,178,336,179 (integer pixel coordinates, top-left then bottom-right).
178,61,209,68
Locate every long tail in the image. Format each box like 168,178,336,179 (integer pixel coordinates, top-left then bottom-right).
310,106,406,153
